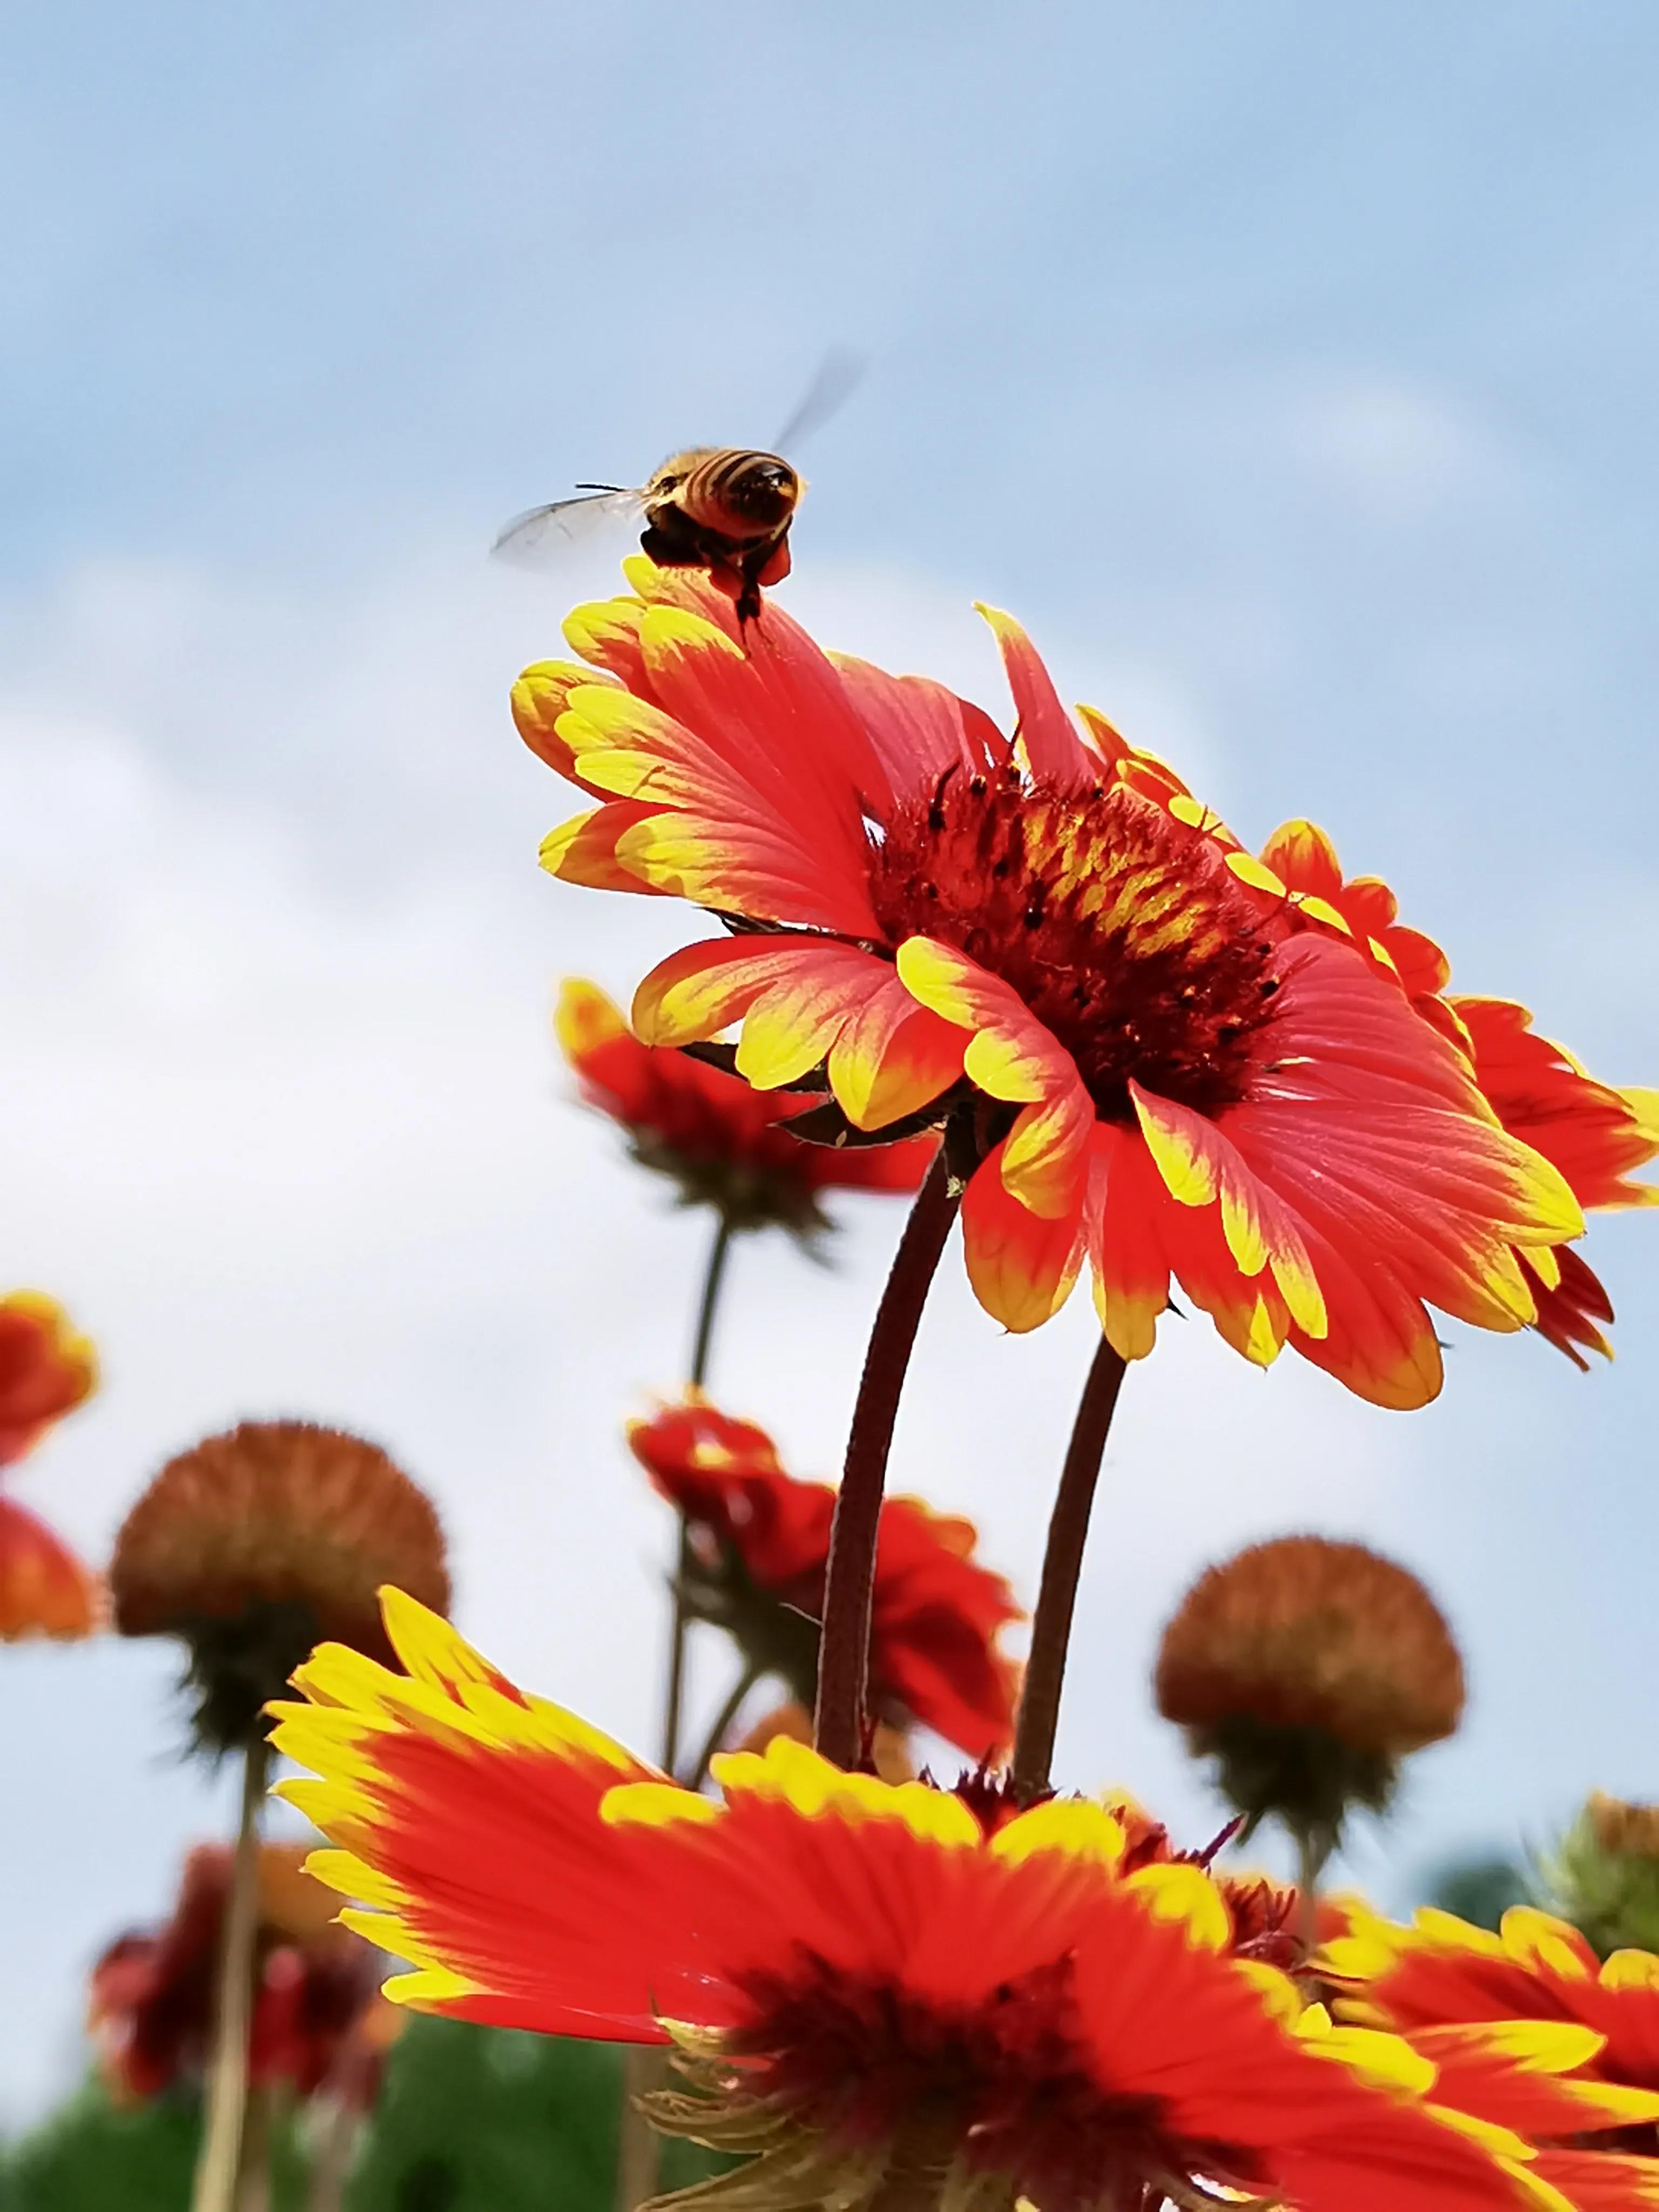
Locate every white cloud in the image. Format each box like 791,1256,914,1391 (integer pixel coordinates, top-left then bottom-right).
1291,374,1493,524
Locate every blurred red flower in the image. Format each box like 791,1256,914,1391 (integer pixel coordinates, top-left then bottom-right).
0,1495,98,1640
557,979,936,1240
629,1397,1021,1759
89,1842,393,2106
0,1292,99,1641
0,1291,96,1467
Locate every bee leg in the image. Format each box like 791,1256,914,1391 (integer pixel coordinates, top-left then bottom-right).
638,517,706,569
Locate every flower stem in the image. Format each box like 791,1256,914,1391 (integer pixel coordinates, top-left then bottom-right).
683,1661,763,1792
622,1213,740,2212
660,1213,736,1776
1295,1825,1334,1971
1011,1336,1128,1805
232,2087,272,2212
192,1735,271,2212
305,2095,361,2212
615,2047,661,2212
814,1149,960,1770
689,1213,734,1394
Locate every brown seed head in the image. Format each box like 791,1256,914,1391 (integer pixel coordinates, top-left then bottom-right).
1587,1791,1659,1863
1155,1535,1464,1845
111,1420,448,1751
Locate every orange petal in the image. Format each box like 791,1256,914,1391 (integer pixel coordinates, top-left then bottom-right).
554,978,628,1070
1259,820,1345,901
0,1496,98,1640
1001,1085,1096,1220
538,803,666,895
736,946,913,1093
511,660,619,783
826,980,967,1132
634,937,848,1049
1085,1126,1172,1363
960,1147,1085,1332
974,604,1094,786
1129,1085,1326,1337
830,655,1013,787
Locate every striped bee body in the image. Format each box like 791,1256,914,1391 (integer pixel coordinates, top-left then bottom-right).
641,447,802,622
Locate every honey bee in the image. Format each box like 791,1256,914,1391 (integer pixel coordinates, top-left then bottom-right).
492,353,861,624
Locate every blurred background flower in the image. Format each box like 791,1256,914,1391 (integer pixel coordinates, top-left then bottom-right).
0,1291,99,1641
555,978,935,1246
629,1394,1021,1769
87,1842,392,2108
1155,1533,1465,1885
110,1419,448,1755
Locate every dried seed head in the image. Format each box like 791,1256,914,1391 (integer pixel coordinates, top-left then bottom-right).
1155,1535,1464,1849
111,1420,448,1754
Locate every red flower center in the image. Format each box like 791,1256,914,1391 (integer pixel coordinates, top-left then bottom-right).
867,772,1280,1122
730,1952,1266,2212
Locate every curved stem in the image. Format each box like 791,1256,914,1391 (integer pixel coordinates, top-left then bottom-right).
689,1214,734,1394
660,1213,736,1776
192,1736,270,2212
1011,1336,1128,1804
684,1661,764,1792
814,1150,960,1770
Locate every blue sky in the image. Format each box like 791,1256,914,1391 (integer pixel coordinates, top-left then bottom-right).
4,1,1658,2124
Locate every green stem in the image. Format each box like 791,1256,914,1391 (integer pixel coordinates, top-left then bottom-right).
814,1150,960,1770
660,1214,736,1776
191,1736,270,2212
684,1662,764,1792
1010,1337,1128,1804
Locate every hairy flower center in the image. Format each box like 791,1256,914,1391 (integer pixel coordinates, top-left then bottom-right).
713,1954,1265,2212
867,772,1280,1123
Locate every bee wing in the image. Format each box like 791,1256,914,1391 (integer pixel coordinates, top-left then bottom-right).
489,490,645,566
772,347,867,455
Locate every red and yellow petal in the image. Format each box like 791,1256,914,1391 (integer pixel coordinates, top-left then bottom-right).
1129,1082,1327,1340
539,802,668,895
821,974,967,1132
272,1602,674,2041
960,1145,1087,1332
511,659,621,785
548,645,880,935
0,1292,98,1466
895,935,1093,1213
1085,1126,1174,1363
1455,999,1659,1213
1409,2019,1659,2139
974,604,1097,789
828,653,1013,791
1531,2152,1659,2211
1261,820,1346,905
0,1495,99,1639
633,936,961,1133
1526,1245,1616,1371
